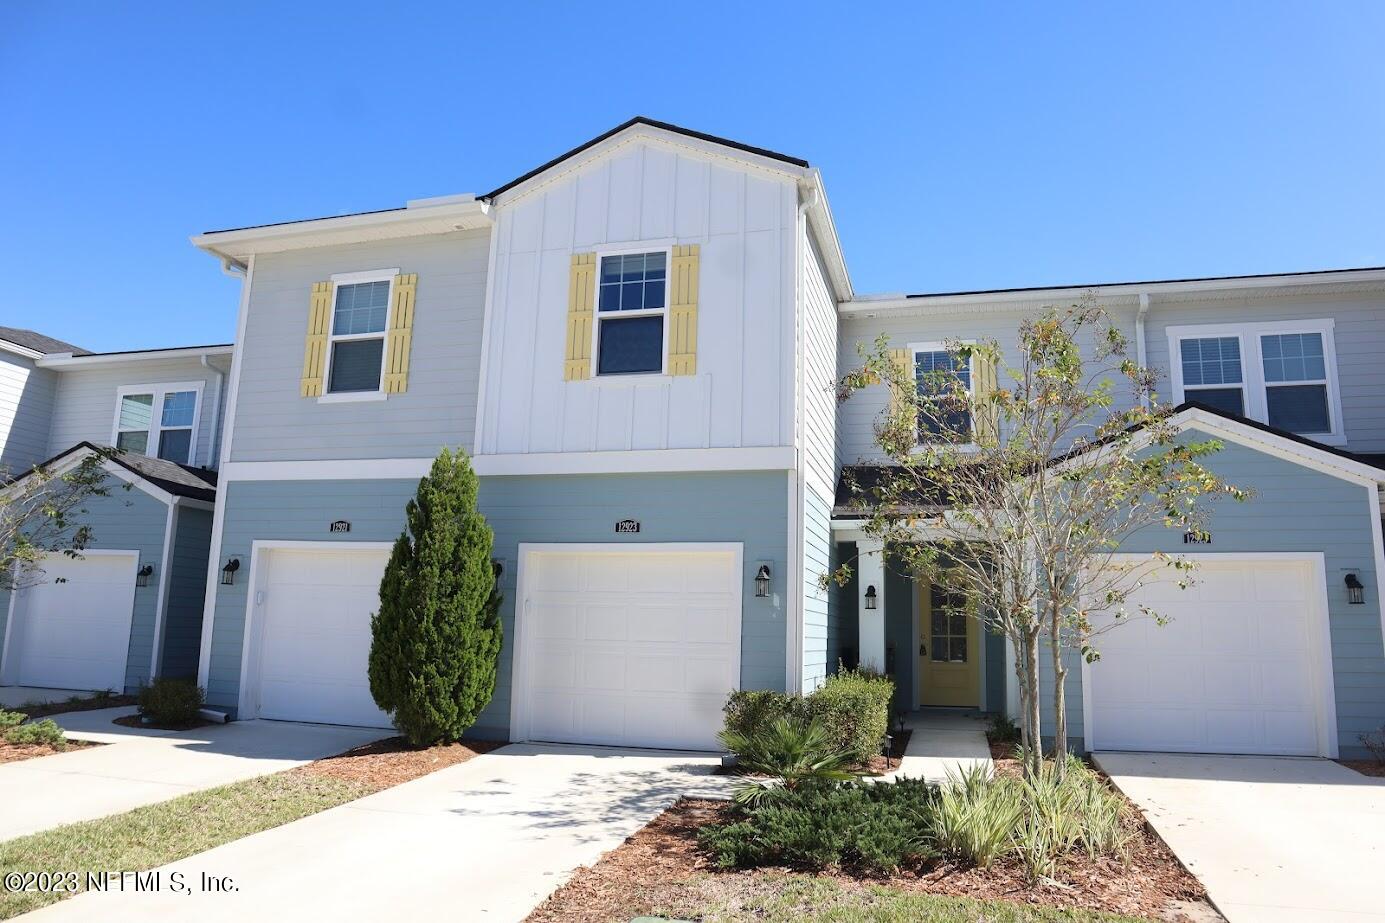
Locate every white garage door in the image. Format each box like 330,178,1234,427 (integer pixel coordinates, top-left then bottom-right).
519,546,742,751
1087,557,1331,756
252,546,392,729
6,551,137,692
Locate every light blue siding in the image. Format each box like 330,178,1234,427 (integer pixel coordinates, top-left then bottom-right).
204,470,789,739
0,476,170,693
801,486,833,691
1036,430,1384,757
161,506,212,680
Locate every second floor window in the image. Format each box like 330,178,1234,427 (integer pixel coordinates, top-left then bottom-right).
596,251,666,375
327,279,390,393
914,347,972,443
1170,320,1342,443
114,384,200,465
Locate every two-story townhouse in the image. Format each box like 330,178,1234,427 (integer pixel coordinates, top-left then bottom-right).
837,272,1385,759
190,119,850,748
170,116,1384,762
0,333,229,695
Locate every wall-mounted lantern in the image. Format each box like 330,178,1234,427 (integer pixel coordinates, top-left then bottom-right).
754,564,771,598
1346,572,1365,605
135,564,154,588
865,585,878,609
221,558,241,586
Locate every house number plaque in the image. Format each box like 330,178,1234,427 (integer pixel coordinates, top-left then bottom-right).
615,519,641,534
329,520,352,533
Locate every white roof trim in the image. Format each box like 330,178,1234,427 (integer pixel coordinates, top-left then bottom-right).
0,446,176,507
37,345,233,368
1171,408,1385,486
191,198,492,261
0,339,44,360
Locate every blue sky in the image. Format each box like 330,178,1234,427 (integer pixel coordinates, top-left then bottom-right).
4,2,1384,352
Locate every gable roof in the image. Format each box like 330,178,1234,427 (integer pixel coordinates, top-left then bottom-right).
479,116,811,201
0,327,88,357
6,442,218,504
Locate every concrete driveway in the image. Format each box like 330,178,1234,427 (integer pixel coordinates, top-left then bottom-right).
0,706,385,841
1095,752,1385,923
26,742,736,922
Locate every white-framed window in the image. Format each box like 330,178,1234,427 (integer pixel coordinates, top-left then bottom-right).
1167,319,1344,443
322,268,397,399
592,248,668,376
911,341,973,444
111,382,204,465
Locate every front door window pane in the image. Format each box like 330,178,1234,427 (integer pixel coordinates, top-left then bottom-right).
928,585,969,664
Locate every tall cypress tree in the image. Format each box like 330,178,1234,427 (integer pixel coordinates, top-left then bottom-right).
369,448,502,746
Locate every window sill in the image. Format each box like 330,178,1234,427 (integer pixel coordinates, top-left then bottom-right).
317,391,388,404
912,441,979,454
587,373,673,387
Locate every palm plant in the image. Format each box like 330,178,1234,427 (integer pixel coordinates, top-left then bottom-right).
719,716,858,806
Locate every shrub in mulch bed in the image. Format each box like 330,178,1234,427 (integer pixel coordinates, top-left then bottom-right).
1338,759,1385,778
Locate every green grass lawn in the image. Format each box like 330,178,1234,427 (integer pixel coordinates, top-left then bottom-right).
0,770,373,919
660,874,1153,923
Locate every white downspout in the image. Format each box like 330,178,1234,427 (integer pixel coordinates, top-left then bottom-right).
201,354,226,469
1136,293,1151,408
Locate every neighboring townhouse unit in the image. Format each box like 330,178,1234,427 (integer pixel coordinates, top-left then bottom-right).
14,116,1370,762
0,335,230,693
837,274,1385,758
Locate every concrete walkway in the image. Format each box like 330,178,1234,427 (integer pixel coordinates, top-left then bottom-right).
0,707,385,841
1095,752,1385,923
27,742,737,923
881,709,992,782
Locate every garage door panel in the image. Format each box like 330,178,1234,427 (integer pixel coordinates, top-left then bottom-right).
532,602,577,640
522,548,739,750
12,553,136,692
1089,558,1325,756
254,548,392,729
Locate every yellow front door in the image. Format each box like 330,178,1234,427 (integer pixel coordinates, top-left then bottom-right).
918,581,980,707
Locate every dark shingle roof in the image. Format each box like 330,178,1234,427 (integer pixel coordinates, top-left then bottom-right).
7,442,217,503
0,327,88,356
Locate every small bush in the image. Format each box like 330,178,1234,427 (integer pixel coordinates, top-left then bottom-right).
720,716,856,805
925,763,1023,868
5,718,66,749
721,670,894,765
699,777,937,873
138,677,205,726
985,712,1021,745
0,709,24,731
1362,725,1385,764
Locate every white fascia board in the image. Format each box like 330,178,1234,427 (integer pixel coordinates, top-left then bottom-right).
190,199,492,261
801,169,853,303
37,345,233,368
0,339,44,360
843,268,1385,318
1171,409,1385,486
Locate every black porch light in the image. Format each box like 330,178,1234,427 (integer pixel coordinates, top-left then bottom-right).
1345,572,1365,605
864,585,878,610
754,564,771,598
221,557,241,586
135,564,154,588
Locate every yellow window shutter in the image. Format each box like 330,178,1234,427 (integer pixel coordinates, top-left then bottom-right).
383,273,417,394
565,253,596,381
300,281,333,397
667,244,700,376
888,347,912,417
972,352,1000,443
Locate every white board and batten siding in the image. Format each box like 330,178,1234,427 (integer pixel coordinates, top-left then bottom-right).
227,230,490,463
477,139,799,457
0,351,57,473
46,357,228,467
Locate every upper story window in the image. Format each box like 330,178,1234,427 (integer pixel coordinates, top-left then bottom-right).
326,275,392,394
913,344,972,443
596,251,666,375
113,383,202,465
1169,319,1343,443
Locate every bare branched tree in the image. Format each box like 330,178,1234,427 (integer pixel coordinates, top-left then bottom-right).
1,450,119,592
832,299,1247,778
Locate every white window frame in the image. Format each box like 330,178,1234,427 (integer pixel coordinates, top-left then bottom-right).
909,340,976,450
110,381,205,466
1167,319,1344,444
319,268,398,403
589,245,672,381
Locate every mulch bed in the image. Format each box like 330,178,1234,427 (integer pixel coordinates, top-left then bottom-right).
296,735,506,791
0,739,99,765
112,714,216,731
12,694,137,721
1338,759,1385,778
529,796,1214,923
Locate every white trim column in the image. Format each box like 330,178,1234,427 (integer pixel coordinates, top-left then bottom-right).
857,538,886,672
